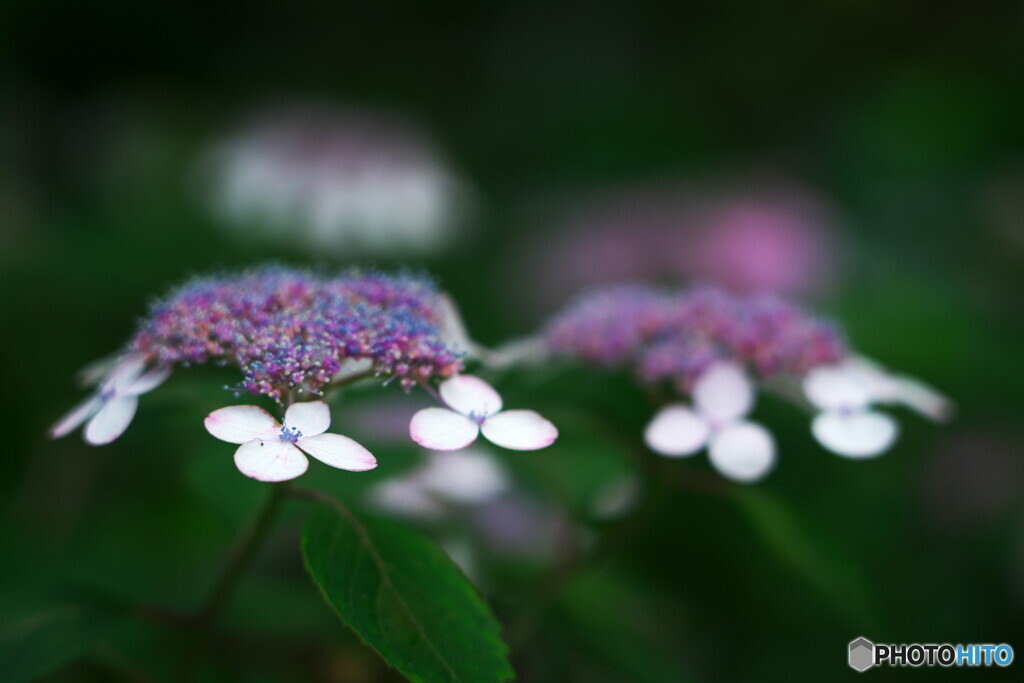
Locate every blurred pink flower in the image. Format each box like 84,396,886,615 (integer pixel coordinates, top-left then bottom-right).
680,197,835,295
513,180,841,312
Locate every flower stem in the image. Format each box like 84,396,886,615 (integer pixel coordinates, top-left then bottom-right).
197,484,286,627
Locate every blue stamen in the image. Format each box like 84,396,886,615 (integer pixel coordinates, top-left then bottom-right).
279,423,303,443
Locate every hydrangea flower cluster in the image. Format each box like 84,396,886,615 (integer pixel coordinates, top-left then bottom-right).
51,265,559,482
545,284,846,391
544,284,949,482
129,266,463,399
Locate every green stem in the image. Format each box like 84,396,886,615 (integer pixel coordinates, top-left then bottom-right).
198,484,286,626
135,484,288,632
284,484,354,520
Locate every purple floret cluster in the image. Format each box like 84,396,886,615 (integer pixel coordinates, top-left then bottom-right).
129,266,462,401
544,285,846,392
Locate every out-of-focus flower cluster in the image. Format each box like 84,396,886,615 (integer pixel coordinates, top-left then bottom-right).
130,266,463,401
541,283,949,482
544,284,846,392
201,105,474,257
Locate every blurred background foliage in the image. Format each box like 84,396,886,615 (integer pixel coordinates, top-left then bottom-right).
1,1,1023,681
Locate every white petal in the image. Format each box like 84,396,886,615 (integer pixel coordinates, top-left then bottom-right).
84,395,138,445
439,375,503,418
643,404,710,457
284,401,331,438
106,354,148,392
234,440,309,482
895,376,953,423
812,410,899,459
480,410,559,451
693,362,754,423
50,394,103,439
803,365,871,412
435,293,471,352
708,421,776,483
841,357,903,402
123,366,171,396
298,433,377,471
846,357,953,422
204,405,280,444
409,407,480,450
418,449,509,504
76,355,120,387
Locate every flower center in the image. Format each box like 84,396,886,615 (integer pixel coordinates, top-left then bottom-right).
279,424,303,443
468,410,488,425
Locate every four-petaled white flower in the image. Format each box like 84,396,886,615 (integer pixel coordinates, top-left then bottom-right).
836,357,953,423
644,362,776,482
802,363,900,458
409,375,558,451
205,401,377,482
50,354,171,445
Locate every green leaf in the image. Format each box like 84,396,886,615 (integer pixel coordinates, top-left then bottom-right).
0,606,101,683
302,500,514,683
734,489,879,630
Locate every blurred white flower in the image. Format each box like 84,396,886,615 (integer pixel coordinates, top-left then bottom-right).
200,105,474,257
50,354,170,445
803,358,952,458
513,179,841,314
803,364,899,458
840,357,953,422
644,362,776,482
368,448,510,519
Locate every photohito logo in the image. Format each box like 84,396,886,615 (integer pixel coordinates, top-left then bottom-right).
848,637,1014,672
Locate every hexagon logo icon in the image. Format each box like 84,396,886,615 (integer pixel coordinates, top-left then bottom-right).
849,637,875,672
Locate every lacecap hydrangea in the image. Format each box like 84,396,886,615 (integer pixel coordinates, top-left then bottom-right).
51,266,559,482
543,284,950,482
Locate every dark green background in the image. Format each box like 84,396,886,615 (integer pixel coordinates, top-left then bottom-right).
1,2,1022,680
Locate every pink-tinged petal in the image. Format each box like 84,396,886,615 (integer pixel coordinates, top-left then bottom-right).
124,366,171,396
480,410,558,451
643,404,709,457
812,410,898,459
439,375,503,418
106,354,148,392
234,440,309,482
803,365,871,412
892,376,954,423
204,405,280,444
708,421,776,483
693,362,753,423
298,433,377,472
84,395,138,446
409,407,480,450
284,401,331,437
50,394,103,439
